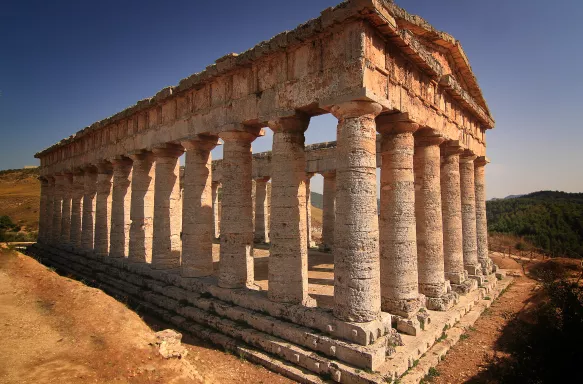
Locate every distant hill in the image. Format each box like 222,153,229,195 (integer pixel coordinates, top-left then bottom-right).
311,192,323,209
487,191,583,257
0,168,41,232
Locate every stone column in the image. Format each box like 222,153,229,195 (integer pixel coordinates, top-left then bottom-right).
268,115,310,304
305,173,315,248
321,171,336,250
330,101,382,322
414,132,457,311
60,173,73,246
217,130,259,289
440,141,466,284
460,152,482,278
475,156,493,275
254,177,270,244
81,166,98,254
212,182,220,239
109,157,133,258
376,117,424,319
38,177,49,244
151,144,184,270
94,162,113,257
181,136,219,277
51,174,64,245
128,152,156,263
70,170,85,251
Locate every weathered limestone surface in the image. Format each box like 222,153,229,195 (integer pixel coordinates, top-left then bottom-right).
60,173,72,246
254,177,270,244
377,117,423,318
151,145,184,269
305,173,315,248
460,152,481,276
128,152,156,263
321,171,336,250
475,156,493,275
218,131,258,289
94,162,113,257
81,167,97,253
181,137,218,277
268,115,310,305
69,171,85,251
331,101,382,322
110,157,133,258
51,174,64,245
38,177,49,244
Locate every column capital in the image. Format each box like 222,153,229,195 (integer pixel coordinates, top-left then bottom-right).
254,176,271,183
96,161,113,174
81,163,98,173
152,143,184,158
440,140,464,157
128,150,154,162
219,130,262,143
415,130,445,147
109,156,133,167
321,170,336,178
180,134,220,151
475,156,490,167
305,172,315,180
267,113,310,133
460,150,478,163
330,100,382,119
376,113,420,134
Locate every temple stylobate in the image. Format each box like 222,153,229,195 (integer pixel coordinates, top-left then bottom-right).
32,1,504,382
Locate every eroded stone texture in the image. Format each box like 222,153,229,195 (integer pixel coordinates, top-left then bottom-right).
331,101,382,322
94,162,113,257
81,167,98,254
460,152,482,276
377,117,423,318
305,173,315,248
181,136,218,277
128,152,155,263
69,171,85,251
51,174,64,245
38,177,49,244
218,131,258,289
212,182,220,239
60,173,73,246
109,157,133,258
475,156,493,275
440,141,466,285
268,115,310,305
152,145,184,269
254,177,270,244
322,171,336,250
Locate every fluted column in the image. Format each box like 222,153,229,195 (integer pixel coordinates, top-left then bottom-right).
460,152,481,276
376,117,424,318
475,156,493,274
181,136,219,277
268,115,310,304
81,166,98,254
94,162,113,257
440,141,466,285
305,173,315,248
109,157,133,258
330,101,382,322
321,171,336,250
254,177,270,244
51,174,64,245
70,170,85,251
38,177,49,244
414,131,457,310
212,182,220,239
151,144,184,270
128,151,155,263
218,130,260,289
60,173,73,246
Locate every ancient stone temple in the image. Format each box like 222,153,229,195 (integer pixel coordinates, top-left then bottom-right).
31,1,507,382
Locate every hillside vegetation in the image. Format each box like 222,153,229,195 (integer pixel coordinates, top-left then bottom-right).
0,168,40,233
487,191,583,257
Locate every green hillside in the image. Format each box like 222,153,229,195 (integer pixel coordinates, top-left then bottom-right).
487,191,583,257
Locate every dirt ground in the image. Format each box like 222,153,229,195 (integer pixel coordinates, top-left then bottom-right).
0,244,293,384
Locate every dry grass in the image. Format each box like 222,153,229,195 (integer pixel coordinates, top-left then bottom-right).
0,169,40,231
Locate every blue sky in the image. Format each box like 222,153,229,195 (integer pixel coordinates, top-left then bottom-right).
0,0,581,199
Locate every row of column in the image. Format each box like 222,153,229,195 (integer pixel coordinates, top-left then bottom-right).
37,100,491,325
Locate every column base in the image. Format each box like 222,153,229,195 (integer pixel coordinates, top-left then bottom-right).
383,294,426,319
392,309,431,336
445,270,468,285
480,258,495,275
425,292,459,311
469,274,486,286
464,263,483,276
181,266,213,278
451,278,478,295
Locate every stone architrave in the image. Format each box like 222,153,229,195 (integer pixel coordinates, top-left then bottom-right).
60,173,73,247
475,156,493,274
69,170,85,251
460,152,482,277
321,171,336,250
81,166,98,254
181,136,219,277
254,177,270,244
151,144,184,269
94,162,113,257
268,115,311,305
377,117,424,318
109,157,133,258
217,130,259,289
330,101,382,322
128,151,156,263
